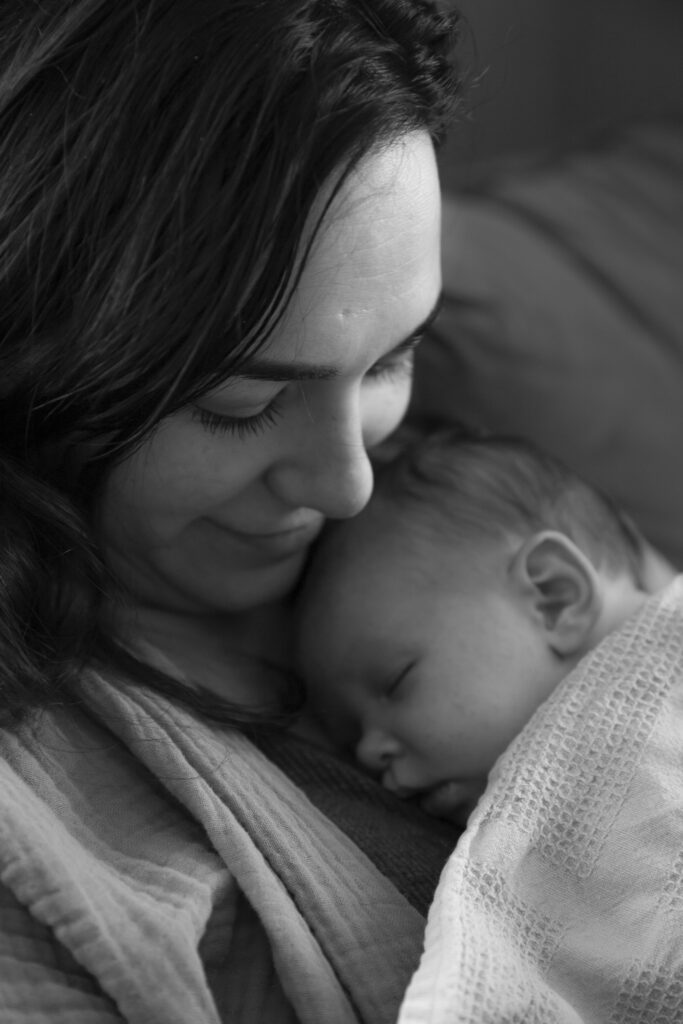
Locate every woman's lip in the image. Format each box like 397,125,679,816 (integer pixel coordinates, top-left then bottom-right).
239,522,322,542
251,524,320,538
209,519,323,557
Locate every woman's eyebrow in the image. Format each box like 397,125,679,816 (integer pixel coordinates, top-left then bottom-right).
235,293,443,383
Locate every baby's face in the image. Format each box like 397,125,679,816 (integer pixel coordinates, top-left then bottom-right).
298,521,566,806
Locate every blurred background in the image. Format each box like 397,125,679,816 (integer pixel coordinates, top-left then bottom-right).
439,0,683,187
420,0,683,567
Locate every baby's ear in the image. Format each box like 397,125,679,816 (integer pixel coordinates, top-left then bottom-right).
509,530,602,657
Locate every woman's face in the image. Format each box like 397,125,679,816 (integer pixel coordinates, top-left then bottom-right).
97,131,442,614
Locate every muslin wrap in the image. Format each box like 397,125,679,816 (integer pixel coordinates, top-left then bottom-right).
0,664,425,1023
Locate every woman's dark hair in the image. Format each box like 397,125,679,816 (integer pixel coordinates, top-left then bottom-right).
0,0,464,725
372,430,645,583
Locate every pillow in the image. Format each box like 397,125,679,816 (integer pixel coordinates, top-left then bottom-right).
412,122,683,567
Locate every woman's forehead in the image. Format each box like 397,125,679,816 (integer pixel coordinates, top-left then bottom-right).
263,132,442,364
311,135,440,283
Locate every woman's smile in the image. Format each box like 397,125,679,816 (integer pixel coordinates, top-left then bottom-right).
205,518,325,560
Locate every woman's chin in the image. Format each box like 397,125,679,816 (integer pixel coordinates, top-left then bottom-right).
193,549,310,614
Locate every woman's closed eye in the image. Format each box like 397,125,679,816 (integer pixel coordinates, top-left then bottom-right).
190,394,285,438
189,334,422,439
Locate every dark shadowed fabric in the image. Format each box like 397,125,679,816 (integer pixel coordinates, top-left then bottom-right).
254,730,461,915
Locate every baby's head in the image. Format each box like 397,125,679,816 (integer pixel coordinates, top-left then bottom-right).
296,431,648,806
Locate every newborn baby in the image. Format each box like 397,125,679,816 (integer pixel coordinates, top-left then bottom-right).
296,431,667,820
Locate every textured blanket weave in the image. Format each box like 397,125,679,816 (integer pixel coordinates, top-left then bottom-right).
399,576,683,1024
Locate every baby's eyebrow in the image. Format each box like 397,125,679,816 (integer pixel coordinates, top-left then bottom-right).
233,293,443,383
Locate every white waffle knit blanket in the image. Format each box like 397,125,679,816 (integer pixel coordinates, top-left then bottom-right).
398,575,683,1024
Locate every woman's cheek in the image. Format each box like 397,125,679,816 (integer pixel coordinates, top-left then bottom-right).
137,412,249,505
99,426,209,551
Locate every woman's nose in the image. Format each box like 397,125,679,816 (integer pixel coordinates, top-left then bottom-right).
355,729,400,774
267,399,374,518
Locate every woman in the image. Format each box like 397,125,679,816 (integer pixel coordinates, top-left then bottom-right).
0,1,465,1021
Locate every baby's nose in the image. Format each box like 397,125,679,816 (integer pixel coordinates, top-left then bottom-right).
355,729,400,773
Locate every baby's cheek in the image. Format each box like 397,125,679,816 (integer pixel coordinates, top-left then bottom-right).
308,693,356,749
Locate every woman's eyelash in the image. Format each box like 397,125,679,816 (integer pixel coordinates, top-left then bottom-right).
191,399,284,439
368,345,418,381
192,341,419,436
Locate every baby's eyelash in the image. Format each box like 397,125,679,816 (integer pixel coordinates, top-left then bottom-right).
191,399,284,439
382,660,416,700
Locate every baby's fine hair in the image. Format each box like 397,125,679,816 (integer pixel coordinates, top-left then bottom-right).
373,429,644,583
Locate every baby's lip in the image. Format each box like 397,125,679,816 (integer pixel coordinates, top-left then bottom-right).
419,778,487,822
382,777,420,799
381,771,429,800
383,772,486,816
